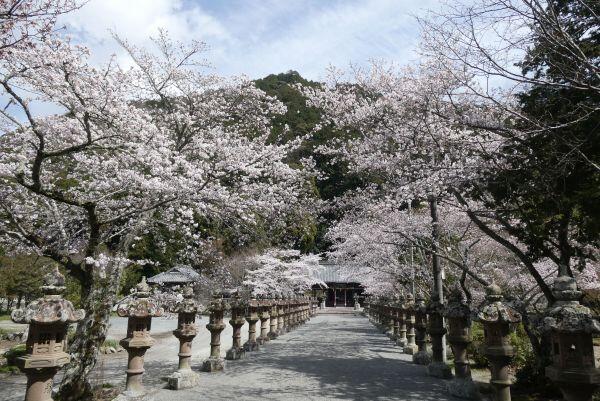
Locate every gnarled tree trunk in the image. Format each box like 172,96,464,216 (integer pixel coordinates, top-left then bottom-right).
58,261,122,401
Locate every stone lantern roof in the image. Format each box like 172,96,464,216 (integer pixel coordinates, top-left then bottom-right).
146,265,201,285
116,277,164,318
445,286,471,320
475,283,521,324
543,276,600,334
170,285,200,314
11,266,85,324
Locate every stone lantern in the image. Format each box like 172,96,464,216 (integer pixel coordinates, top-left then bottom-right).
167,285,200,390
403,294,418,355
397,296,408,347
202,291,228,372
257,297,271,344
444,287,479,399
11,266,85,401
426,292,452,379
543,276,600,401
475,283,521,401
117,276,164,396
385,299,395,336
390,297,400,341
282,296,291,333
243,298,260,352
226,291,247,360
277,296,285,335
268,297,279,339
413,295,432,365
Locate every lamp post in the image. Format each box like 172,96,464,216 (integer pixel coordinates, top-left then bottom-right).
226,292,247,361
413,295,432,365
117,277,164,396
167,285,200,390
426,291,452,379
202,292,228,372
243,298,260,352
544,276,600,401
403,294,418,355
445,287,479,399
11,267,85,401
475,283,521,401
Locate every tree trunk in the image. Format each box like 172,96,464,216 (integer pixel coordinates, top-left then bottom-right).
58,265,122,401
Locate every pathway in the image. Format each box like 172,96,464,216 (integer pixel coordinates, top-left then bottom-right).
143,313,453,401
1,313,454,401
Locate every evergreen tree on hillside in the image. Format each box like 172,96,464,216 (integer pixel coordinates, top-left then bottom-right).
255,71,364,250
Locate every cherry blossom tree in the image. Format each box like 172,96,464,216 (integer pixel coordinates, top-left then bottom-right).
0,31,316,398
0,0,81,55
302,61,502,304
242,249,325,296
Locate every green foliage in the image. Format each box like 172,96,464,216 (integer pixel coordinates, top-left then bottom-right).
582,289,600,315
0,255,44,307
468,322,535,371
102,339,119,348
468,322,488,368
472,0,600,274
3,344,26,366
256,71,364,251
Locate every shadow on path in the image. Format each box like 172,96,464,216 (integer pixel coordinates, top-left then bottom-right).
144,314,453,401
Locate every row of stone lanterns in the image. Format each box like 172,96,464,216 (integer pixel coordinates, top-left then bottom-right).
365,285,522,400
11,273,318,401
365,278,600,401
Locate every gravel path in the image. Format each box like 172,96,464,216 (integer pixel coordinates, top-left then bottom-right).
1,313,454,401
143,313,453,401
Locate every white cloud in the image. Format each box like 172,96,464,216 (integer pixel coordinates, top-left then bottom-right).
59,0,441,80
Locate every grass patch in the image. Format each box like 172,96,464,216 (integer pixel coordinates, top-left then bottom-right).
0,365,20,374
102,339,119,349
0,314,11,321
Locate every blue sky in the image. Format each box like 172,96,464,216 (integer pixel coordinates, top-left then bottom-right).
60,0,444,80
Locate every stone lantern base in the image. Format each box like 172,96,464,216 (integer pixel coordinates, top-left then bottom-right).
413,349,432,365
546,366,600,401
225,346,246,360
427,361,453,379
446,377,480,399
396,337,407,347
202,356,225,372
243,340,260,352
403,343,418,355
167,369,201,390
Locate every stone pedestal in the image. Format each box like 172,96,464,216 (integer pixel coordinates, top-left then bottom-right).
277,298,285,335
543,276,600,401
10,267,85,401
283,300,291,333
243,299,260,352
476,284,521,401
413,296,431,365
268,299,279,340
257,299,271,345
391,305,400,341
167,285,201,390
397,298,408,347
117,277,164,396
426,293,452,379
404,294,418,355
202,292,227,372
445,287,479,399
226,292,247,361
